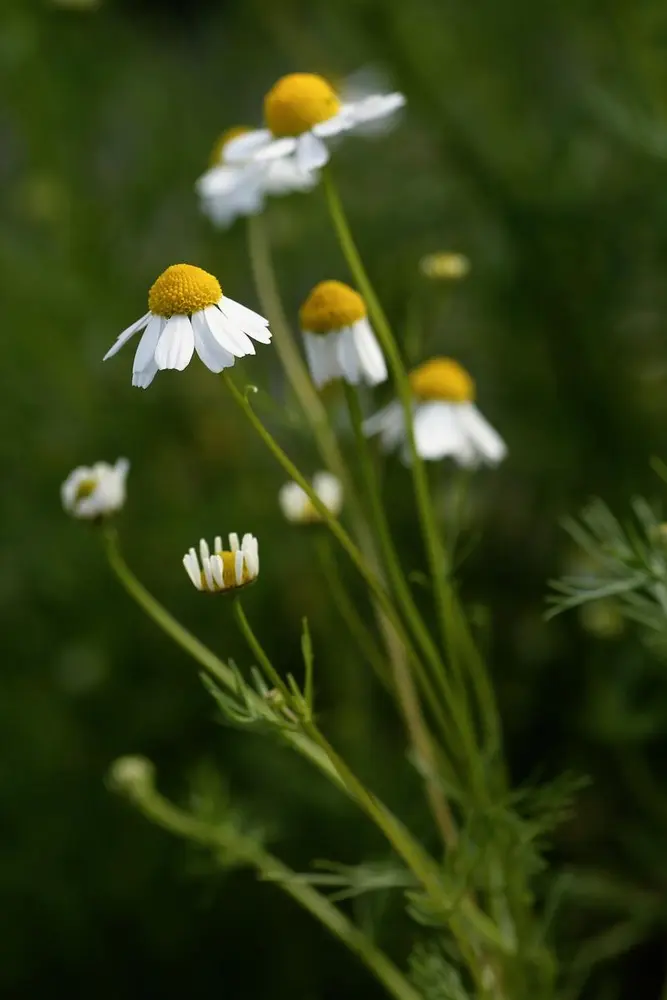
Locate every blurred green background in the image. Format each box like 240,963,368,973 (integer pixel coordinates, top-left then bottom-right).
4,0,667,996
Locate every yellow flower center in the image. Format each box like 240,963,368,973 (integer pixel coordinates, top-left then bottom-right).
264,73,341,138
208,126,251,167
201,550,252,592
74,477,97,501
299,280,366,335
148,264,222,318
409,358,475,403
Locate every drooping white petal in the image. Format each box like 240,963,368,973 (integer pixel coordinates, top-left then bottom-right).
295,132,330,171
263,158,320,195
303,333,329,388
219,297,271,343
412,402,469,462
132,359,158,389
337,328,362,384
351,318,387,385
204,305,255,358
191,311,236,373
103,312,151,361
154,315,195,371
223,129,273,163
132,315,164,375
279,481,307,522
363,400,406,452
457,402,507,465
312,108,356,137
349,92,406,125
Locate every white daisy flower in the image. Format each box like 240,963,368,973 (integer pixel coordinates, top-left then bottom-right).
183,533,259,594
364,358,507,467
300,280,387,388
223,73,405,177
196,126,319,228
278,472,343,524
61,458,129,519
103,263,272,388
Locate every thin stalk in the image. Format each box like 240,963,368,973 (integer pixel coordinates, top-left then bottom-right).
222,372,451,736
130,786,423,1000
233,597,290,700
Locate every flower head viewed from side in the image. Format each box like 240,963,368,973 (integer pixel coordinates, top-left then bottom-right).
183,533,259,594
61,458,129,519
223,73,405,175
278,472,343,524
196,126,319,228
300,280,387,388
364,358,507,466
103,264,272,388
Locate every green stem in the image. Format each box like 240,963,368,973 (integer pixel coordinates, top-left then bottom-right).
233,598,290,699
129,785,423,1000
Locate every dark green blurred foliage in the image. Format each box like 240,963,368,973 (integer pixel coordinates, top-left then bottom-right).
3,0,667,996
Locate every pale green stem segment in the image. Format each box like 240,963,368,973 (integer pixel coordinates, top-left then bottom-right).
322,166,501,775
125,783,423,1000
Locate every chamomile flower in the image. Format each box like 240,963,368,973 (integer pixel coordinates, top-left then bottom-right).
196,126,318,228
103,264,271,388
300,280,387,388
223,73,405,176
363,358,507,467
183,533,259,594
278,472,343,524
61,458,129,519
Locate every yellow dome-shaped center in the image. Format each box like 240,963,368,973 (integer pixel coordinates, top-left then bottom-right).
409,358,475,403
264,73,341,138
208,126,251,167
148,264,222,318
201,550,253,592
299,280,366,335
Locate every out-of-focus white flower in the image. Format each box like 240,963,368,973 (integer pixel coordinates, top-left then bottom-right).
300,280,387,388
196,126,318,228
364,358,507,467
278,472,343,524
102,263,271,388
224,73,405,176
107,756,155,798
420,252,470,280
61,458,129,519
183,533,259,594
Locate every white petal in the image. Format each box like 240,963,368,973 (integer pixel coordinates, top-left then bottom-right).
254,137,299,162
202,557,215,591
458,403,507,465
349,93,406,125
313,472,343,515
279,481,307,522
304,333,340,388
312,109,356,137
132,315,164,374
191,311,236,373
199,538,210,561
228,532,239,552
219,297,271,343
295,132,330,171
352,318,387,385
233,550,243,586
363,400,406,452
196,165,242,197
103,312,151,361
223,129,273,163
205,306,255,358
412,402,468,462
183,553,202,589
263,158,320,195
243,535,259,576
132,359,159,389
337,328,362,384
154,315,195,371
214,535,222,552
211,554,224,589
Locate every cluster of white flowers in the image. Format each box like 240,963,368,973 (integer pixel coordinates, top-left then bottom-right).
63,69,508,595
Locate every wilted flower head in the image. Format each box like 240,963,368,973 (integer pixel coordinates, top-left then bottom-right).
224,73,405,176
183,533,259,594
278,472,343,524
103,264,271,388
364,358,507,466
420,252,470,280
300,280,387,388
196,126,318,228
61,458,129,519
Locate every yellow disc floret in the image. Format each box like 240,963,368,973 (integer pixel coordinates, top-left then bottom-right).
299,280,366,335
208,126,251,167
74,477,97,501
200,550,253,592
264,73,341,138
148,264,222,318
409,358,475,403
